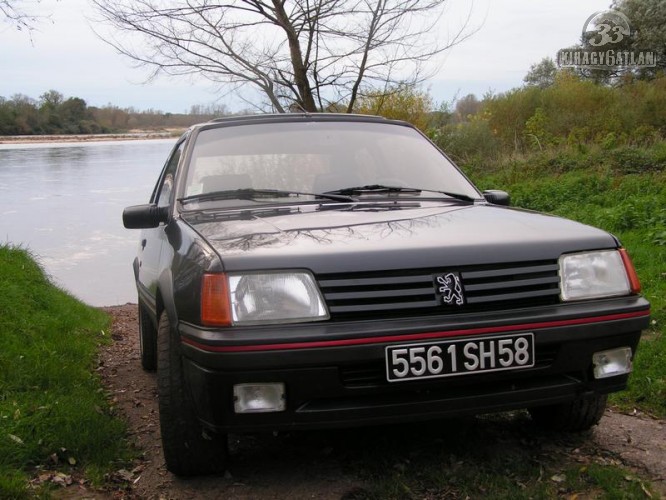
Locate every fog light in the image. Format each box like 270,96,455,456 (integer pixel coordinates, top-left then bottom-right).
592,347,633,379
233,383,286,413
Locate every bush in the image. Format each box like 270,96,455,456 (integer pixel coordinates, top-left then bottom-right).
434,119,500,168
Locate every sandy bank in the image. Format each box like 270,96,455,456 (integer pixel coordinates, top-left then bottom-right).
0,131,182,144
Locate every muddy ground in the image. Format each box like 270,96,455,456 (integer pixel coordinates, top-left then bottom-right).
82,305,665,499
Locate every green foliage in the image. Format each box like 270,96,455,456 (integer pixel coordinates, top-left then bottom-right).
523,57,558,89
0,246,131,496
434,117,500,168
354,86,434,132
432,74,666,163
612,0,666,78
0,90,101,135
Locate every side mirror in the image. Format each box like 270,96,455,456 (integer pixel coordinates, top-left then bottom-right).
482,190,510,206
123,204,169,229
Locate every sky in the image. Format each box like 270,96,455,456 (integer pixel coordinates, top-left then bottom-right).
0,0,613,114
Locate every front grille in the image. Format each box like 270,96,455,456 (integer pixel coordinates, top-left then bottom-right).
462,263,560,304
317,260,561,320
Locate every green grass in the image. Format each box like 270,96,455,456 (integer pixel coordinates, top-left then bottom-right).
0,245,131,498
468,150,666,418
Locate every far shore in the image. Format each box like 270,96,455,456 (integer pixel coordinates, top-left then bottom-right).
0,130,184,145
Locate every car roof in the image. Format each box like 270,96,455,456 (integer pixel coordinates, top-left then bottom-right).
190,113,410,132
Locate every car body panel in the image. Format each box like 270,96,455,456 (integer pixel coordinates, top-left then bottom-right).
184,202,617,273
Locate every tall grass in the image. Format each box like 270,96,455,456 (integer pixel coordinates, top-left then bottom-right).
0,245,130,498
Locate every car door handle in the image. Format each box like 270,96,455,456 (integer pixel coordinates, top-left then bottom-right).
141,239,147,250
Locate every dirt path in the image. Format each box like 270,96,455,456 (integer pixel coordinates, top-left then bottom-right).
94,305,665,499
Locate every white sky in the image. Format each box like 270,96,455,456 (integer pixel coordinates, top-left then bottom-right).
0,0,612,113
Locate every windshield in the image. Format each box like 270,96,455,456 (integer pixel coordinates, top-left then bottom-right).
182,120,480,205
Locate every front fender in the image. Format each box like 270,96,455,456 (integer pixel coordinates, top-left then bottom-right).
159,219,222,327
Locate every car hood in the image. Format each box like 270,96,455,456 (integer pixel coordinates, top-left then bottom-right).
183,201,617,273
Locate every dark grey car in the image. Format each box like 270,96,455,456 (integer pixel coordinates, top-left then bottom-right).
123,114,650,476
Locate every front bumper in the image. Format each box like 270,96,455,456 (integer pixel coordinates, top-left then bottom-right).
178,297,650,433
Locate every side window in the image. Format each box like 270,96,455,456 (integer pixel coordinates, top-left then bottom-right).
154,140,185,208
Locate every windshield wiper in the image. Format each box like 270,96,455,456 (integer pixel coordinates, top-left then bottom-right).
325,185,476,202
326,184,420,195
179,188,354,204
420,189,477,202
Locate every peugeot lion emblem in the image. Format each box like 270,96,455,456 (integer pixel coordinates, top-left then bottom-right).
435,273,464,306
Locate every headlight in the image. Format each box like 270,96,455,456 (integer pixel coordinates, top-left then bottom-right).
559,250,632,301
229,272,329,325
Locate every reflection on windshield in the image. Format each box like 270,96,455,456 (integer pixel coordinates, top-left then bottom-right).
184,122,480,202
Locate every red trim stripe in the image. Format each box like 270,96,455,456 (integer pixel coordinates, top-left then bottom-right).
180,310,650,353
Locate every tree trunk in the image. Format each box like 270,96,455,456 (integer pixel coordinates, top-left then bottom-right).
272,0,318,112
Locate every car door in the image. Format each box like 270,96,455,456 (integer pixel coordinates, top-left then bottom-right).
136,139,185,304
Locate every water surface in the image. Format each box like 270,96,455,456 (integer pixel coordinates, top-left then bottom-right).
0,139,176,306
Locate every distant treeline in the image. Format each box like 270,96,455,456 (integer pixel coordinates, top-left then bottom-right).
0,90,229,135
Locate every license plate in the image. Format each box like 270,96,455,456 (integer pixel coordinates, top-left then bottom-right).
385,333,535,382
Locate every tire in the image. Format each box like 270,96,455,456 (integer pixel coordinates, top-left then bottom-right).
529,394,607,432
138,302,157,371
157,311,228,476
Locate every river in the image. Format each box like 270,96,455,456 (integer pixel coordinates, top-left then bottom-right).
0,138,177,306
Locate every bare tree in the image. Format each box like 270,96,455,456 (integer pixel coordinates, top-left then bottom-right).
1,0,42,31
91,0,476,112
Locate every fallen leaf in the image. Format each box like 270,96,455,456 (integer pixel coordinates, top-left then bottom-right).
115,469,134,482
640,481,653,498
131,465,146,474
551,474,566,483
36,473,52,485
8,434,24,445
52,472,73,487
68,456,77,466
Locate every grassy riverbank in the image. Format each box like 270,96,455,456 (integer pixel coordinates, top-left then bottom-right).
0,245,130,498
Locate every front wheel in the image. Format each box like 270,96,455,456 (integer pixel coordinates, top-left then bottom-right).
157,311,228,476
529,394,607,432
